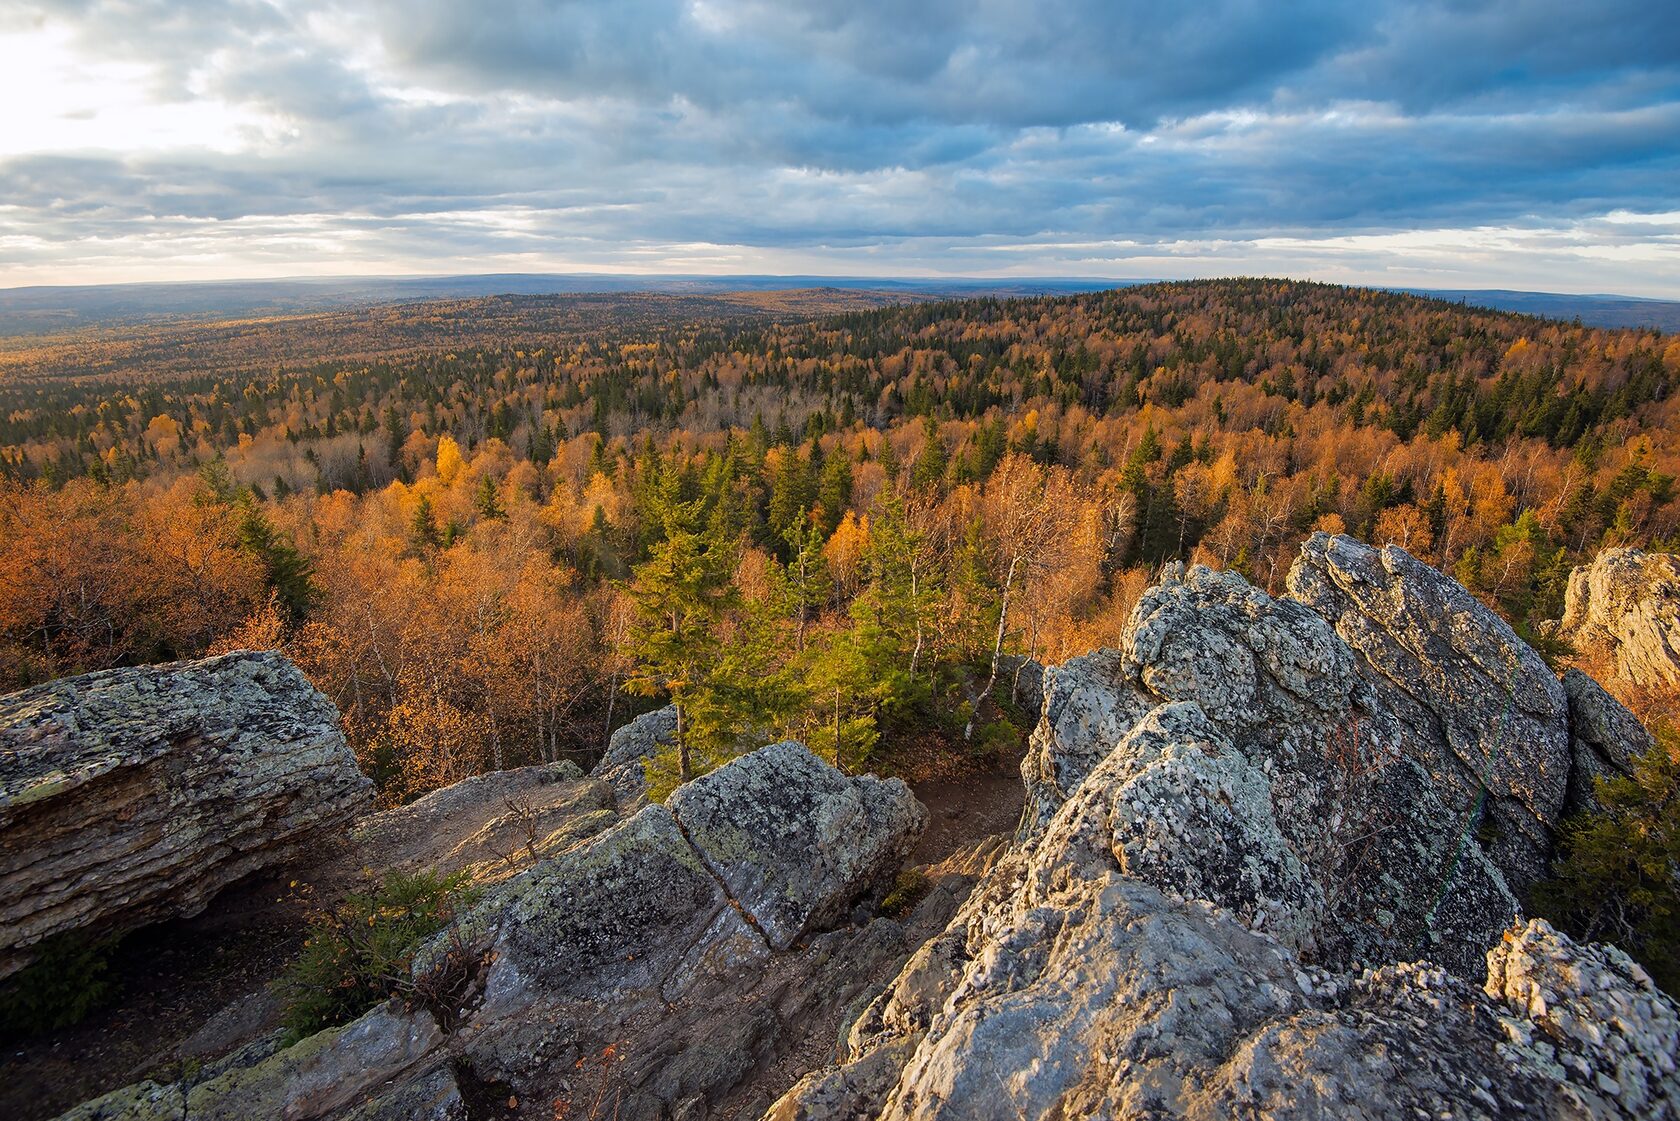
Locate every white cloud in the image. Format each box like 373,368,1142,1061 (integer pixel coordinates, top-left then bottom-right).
0,0,1675,294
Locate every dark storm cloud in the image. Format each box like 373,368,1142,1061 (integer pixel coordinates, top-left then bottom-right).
1,0,1676,289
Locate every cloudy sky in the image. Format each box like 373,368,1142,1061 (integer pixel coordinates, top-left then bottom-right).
1,0,1677,294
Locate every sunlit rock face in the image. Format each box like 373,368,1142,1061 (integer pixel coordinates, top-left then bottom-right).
773,535,1677,1121
0,650,372,981
1562,546,1680,688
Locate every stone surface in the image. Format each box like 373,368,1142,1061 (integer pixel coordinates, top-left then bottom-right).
1017,648,1150,839
668,741,927,950
774,737,1678,1121
1487,919,1680,1120
0,650,372,980
770,537,1678,1119
592,704,678,806
58,1005,444,1121
1561,667,1649,814
1562,547,1680,687
1024,555,1519,977
56,741,929,1121
336,760,616,884
1288,532,1571,890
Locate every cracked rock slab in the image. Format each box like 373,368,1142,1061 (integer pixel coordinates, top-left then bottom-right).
0,650,372,980
668,741,927,950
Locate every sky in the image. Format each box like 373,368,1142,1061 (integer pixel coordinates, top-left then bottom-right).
1,1,1677,295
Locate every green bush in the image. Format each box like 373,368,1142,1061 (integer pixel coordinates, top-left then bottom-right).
279,869,480,1043
880,868,932,919
1538,725,1680,996
0,933,118,1037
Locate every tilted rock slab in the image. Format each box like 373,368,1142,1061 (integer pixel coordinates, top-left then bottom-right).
1562,546,1680,688
0,650,372,980
1288,533,1571,889
57,741,926,1121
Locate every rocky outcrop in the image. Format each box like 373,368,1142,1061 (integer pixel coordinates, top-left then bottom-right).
41,536,1680,1121
0,651,372,981
1024,547,1521,976
774,678,1677,1121
668,742,927,950
60,1004,448,1121
1562,547,1680,687
57,742,927,1121
1561,667,1648,814
1287,532,1570,889
334,761,617,885
592,704,678,807
771,537,1676,1120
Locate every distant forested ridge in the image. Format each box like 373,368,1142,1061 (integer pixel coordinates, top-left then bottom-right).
2,279,1675,798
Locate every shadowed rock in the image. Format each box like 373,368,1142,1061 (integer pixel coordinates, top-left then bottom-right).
52,740,928,1121
0,650,372,980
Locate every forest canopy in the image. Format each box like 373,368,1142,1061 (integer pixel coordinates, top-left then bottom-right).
2,279,1676,801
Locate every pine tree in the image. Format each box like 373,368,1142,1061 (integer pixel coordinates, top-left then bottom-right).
474,475,504,521
621,468,738,790
410,495,443,553
235,494,318,619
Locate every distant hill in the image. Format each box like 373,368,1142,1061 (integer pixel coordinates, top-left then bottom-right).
0,273,1673,337
0,274,1135,336
1404,289,1680,333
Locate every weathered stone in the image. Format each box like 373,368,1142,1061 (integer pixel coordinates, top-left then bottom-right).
340,761,616,884
0,650,372,980
1288,532,1571,890
1488,919,1680,1121
336,1065,466,1121
1561,667,1649,814
57,1005,443,1121
592,704,678,807
668,741,927,950
1018,557,1518,977
775,763,1677,1121
430,744,926,1118
1562,547,1680,688
1017,648,1149,839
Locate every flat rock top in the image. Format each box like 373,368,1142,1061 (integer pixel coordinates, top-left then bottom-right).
668,741,927,950
0,651,340,807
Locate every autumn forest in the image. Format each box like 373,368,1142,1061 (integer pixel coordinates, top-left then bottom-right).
3,279,1677,803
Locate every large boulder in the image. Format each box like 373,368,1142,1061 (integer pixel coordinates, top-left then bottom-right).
1562,547,1680,688
56,741,928,1121
592,704,678,807
773,686,1679,1121
668,741,927,950
0,650,372,981
1024,555,1518,976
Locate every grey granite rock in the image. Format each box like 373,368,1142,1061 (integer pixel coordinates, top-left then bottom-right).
0,650,372,980
668,741,926,950
1561,667,1649,814
772,749,1677,1121
592,704,678,807
1288,532,1571,890
1562,546,1680,688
